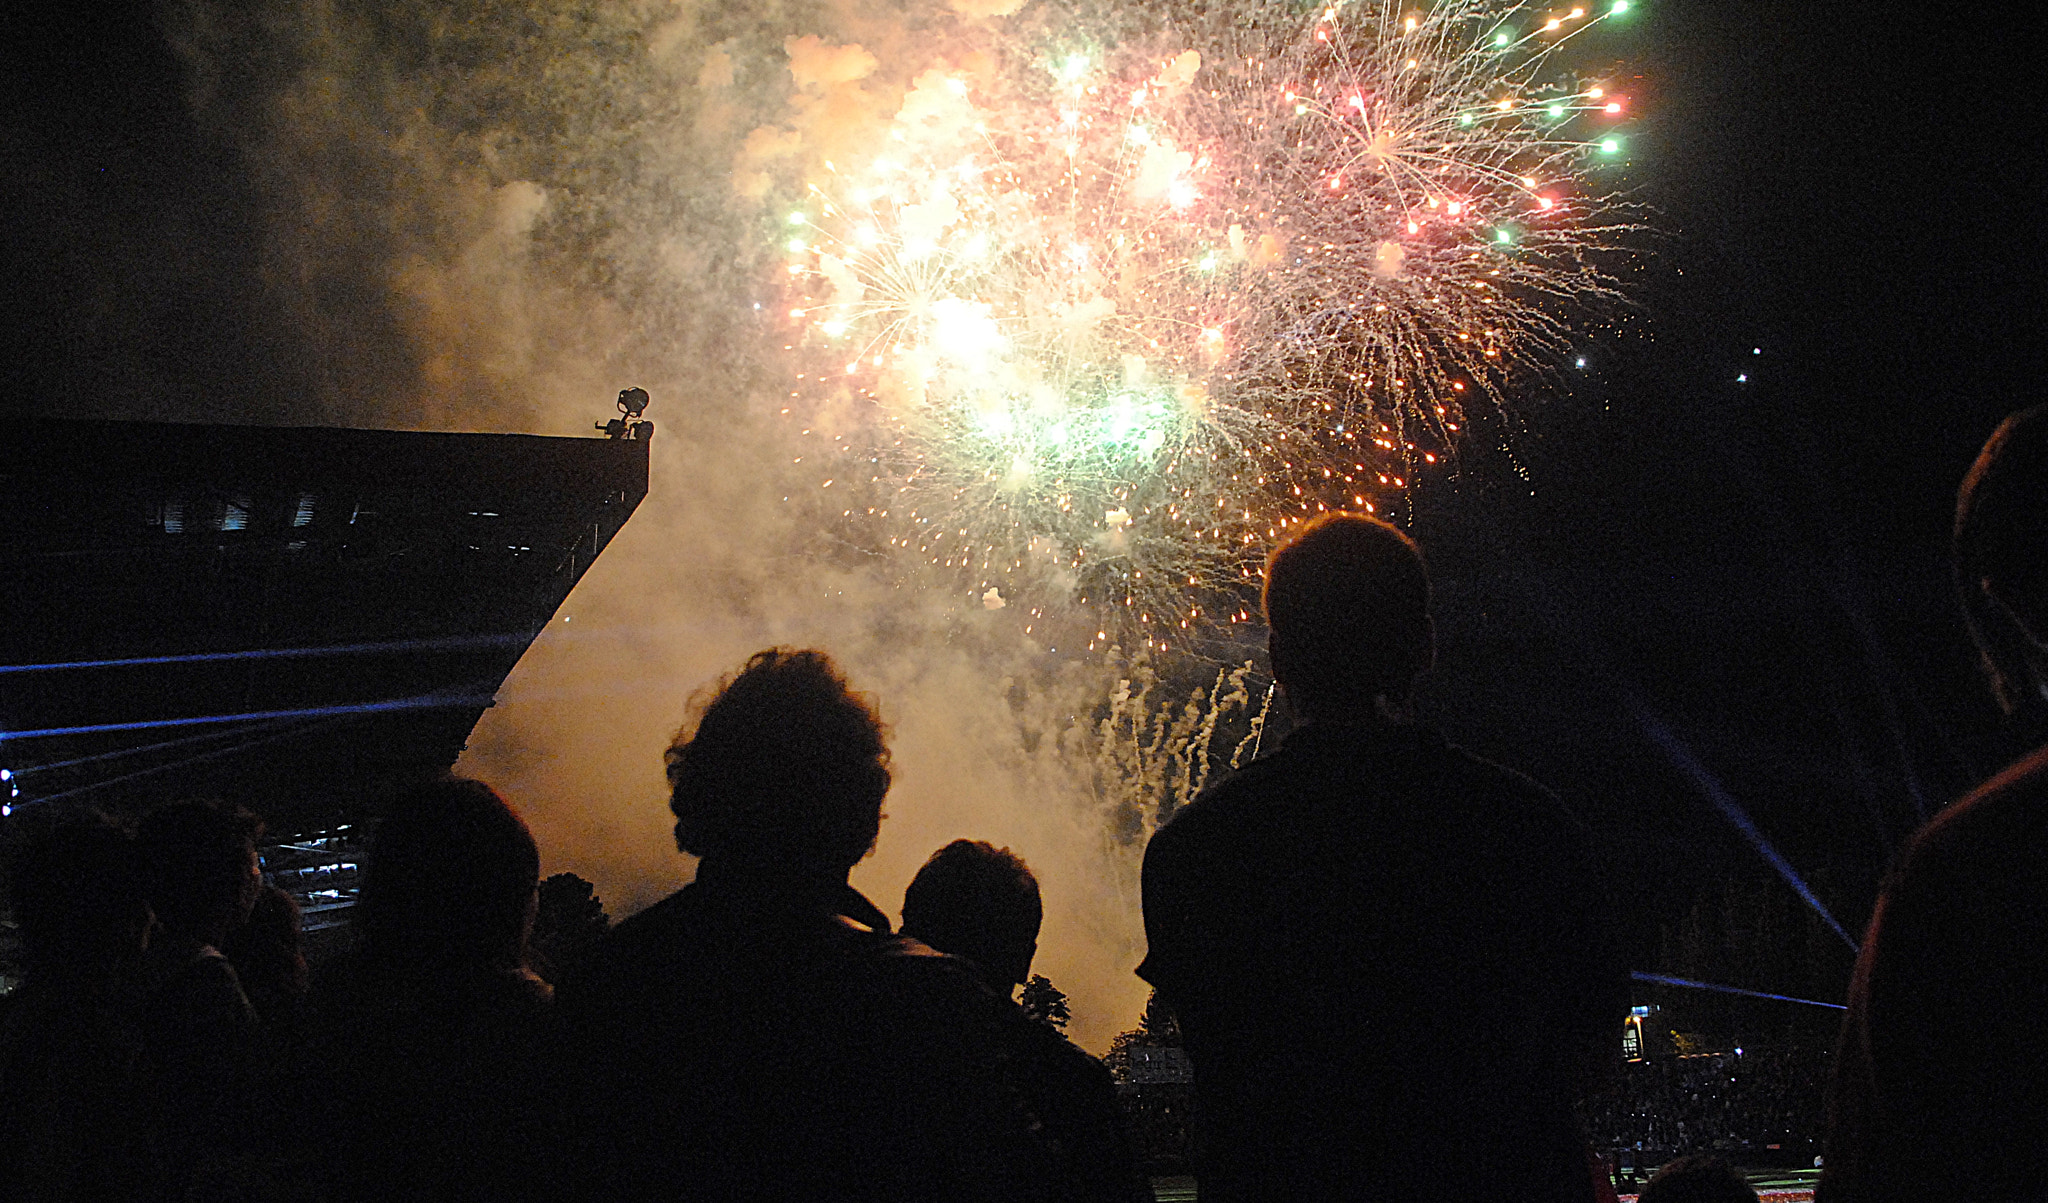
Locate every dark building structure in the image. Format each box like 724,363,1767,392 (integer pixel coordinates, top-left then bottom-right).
0,413,649,947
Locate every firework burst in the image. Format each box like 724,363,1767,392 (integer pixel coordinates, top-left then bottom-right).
777,0,1640,651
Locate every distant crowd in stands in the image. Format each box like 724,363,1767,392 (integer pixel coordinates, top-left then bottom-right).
1104,1045,1828,1181
7,407,2048,1202
1580,1049,1828,1170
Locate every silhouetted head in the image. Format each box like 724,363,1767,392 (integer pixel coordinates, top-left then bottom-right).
7,812,151,978
358,778,539,975
1957,405,2048,716
900,839,1042,992
667,648,891,884
1637,1154,1759,1203
1263,512,1433,721
136,798,264,947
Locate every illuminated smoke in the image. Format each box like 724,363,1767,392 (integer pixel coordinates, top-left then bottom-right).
172,0,1638,1049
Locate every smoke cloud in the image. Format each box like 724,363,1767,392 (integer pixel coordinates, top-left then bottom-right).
173,0,1183,1050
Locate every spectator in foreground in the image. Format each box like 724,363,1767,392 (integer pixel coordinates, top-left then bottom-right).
223,883,308,1036
1638,1155,1759,1203
556,648,1068,1201
284,777,551,1201
901,839,1042,997
902,839,1151,1203
1139,512,1627,1202
1821,406,2048,1202
132,799,264,1184
0,815,157,1200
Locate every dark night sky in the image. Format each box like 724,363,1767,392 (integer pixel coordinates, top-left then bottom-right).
6,1,2046,1006
1403,0,2048,998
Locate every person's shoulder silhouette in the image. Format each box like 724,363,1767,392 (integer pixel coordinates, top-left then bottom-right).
0,813,158,1201
133,799,264,1037
223,883,307,1037
129,798,265,1190
901,839,1150,1203
1140,513,1623,1203
555,648,1068,1202
1639,1154,1758,1203
1823,406,2048,1203
281,777,550,1202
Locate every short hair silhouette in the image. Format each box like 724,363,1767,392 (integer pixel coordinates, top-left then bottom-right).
901,839,1043,990
1955,404,2048,714
135,798,263,941
1637,1154,1759,1203
666,647,890,873
1263,512,1431,713
7,813,148,974
357,778,539,973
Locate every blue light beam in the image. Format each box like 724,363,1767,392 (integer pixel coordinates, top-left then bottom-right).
9,717,304,777
0,691,499,745
1626,698,1861,953
0,632,533,676
14,716,347,808
1631,971,1846,1011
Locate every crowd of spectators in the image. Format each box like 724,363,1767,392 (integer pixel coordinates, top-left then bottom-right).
1109,1043,1826,1181
1579,1049,1828,1168
0,653,1139,1202
6,405,2048,1201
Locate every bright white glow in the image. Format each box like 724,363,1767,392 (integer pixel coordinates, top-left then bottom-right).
929,297,1007,366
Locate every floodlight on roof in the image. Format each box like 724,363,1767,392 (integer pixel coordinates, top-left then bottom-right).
598,387,654,440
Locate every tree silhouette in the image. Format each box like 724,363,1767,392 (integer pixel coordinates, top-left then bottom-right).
1019,974,1071,1032
1137,989,1180,1043
1104,989,1193,1172
1105,989,1183,1076
531,872,609,984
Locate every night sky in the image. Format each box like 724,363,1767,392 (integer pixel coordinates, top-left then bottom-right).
7,1,2046,1015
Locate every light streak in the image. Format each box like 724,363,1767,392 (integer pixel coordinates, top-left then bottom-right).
0,632,535,676
7,717,307,778
0,690,501,744
1630,972,1847,1011
1627,699,1861,953
10,717,351,808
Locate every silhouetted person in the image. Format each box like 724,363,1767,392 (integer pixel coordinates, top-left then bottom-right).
1139,513,1626,1203
0,814,157,1200
902,839,1041,995
555,648,1069,1202
902,840,1150,1203
223,883,308,1037
1638,1155,1759,1203
1821,406,2048,1202
132,798,263,1188
283,777,550,1201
